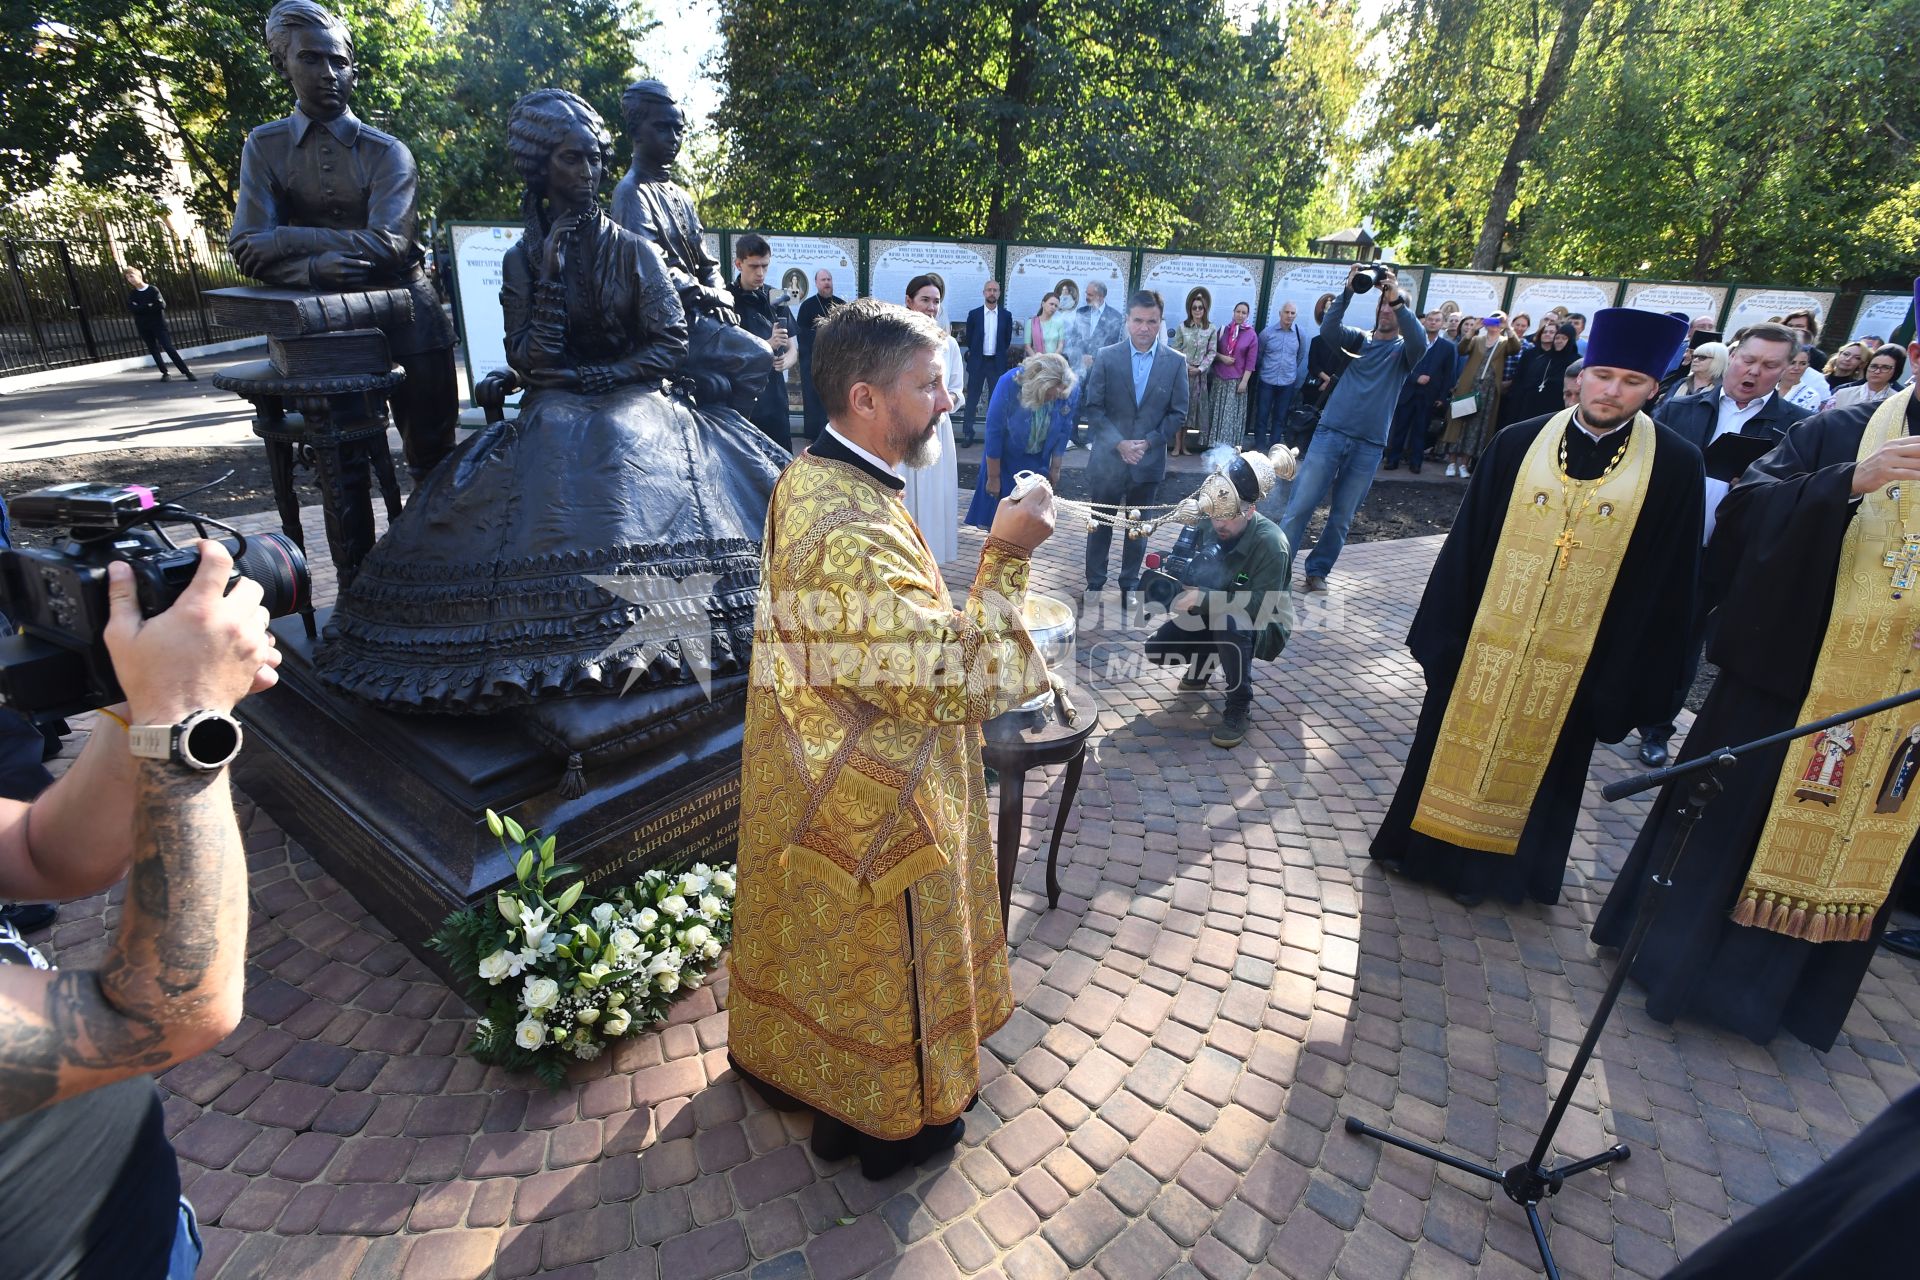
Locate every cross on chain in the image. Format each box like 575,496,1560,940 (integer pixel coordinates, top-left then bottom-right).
1886,532,1920,591
1553,527,1583,571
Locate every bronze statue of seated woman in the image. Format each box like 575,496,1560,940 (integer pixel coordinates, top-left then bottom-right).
316,88,785,716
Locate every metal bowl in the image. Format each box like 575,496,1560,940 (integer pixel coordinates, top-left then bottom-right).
1014,591,1077,716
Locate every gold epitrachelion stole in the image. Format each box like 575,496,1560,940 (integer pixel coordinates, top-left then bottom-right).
1413,410,1656,854
1736,389,1920,942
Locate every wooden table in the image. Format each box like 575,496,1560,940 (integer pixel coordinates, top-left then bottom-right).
983,682,1103,919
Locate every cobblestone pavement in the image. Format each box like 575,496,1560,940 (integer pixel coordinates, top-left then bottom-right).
36,518,1920,1280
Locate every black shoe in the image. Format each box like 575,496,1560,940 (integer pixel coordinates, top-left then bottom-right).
859,1118,964,1181
1212,704,1250,748
1638,735,1670,768
1407,465,1422,475
1452,891,1485,908
1882,928,1920,960
158,373,171,381
184,372,198,382
0,903,56,932
1177,668,1211,692
810,1114,860,1163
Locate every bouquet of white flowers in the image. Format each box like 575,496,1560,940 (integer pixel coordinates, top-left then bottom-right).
429,809,735,1087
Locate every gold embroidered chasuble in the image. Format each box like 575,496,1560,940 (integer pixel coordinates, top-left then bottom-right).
729,454,1048,1139
1736,390,1920,942
1413,410,1657,854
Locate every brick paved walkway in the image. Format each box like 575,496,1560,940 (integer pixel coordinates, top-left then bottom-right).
38,521,1920,1280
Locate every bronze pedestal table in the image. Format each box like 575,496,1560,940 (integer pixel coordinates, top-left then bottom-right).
212,361,406,634
983,683,1103,919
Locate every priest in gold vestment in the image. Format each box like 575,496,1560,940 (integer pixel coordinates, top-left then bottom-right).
1372,308,1701,906
1596,287,1920,1050
728,298,1057,1179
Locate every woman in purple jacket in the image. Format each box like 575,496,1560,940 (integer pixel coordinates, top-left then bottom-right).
1207,300,1258,447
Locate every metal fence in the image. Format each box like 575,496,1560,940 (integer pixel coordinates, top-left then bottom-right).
0,218,259,376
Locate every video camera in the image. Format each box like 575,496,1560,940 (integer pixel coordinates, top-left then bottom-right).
1350,263,1395,294
1140,525,1203,612
0,481,309,718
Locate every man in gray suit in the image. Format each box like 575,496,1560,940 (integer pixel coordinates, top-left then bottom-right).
1082,290,1189,616
1063,280,1124,376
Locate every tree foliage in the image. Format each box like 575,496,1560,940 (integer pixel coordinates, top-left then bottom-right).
1359,0,1920,284
705,0,1365,254
2,0,649,226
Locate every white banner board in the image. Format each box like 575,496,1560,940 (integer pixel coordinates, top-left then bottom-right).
1620,281,1728,327
1848,292,1912,345
1724,287,1837,339
865,240,997,329
1139,253,1266,335
1004,245,1129,338
1420,271,1508,319
743,234,858,313
1507,277,1618,327
450,222,524,405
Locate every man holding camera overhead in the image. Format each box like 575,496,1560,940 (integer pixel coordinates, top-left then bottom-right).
0,544,279,1276
1277,262,1427,592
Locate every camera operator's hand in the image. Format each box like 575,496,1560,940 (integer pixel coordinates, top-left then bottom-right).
1377,267,1402,307
1172,587,1203,616
104,541,279,728
989,479,1056,554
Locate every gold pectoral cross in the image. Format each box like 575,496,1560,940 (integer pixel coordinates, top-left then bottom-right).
1885,532,1920,591
1553,527,1582,571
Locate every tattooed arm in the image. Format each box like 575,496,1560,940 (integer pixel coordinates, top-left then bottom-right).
0,543,276,1120
0,708,138,902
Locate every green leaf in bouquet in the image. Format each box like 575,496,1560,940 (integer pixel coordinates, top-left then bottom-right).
547,864,582,883
503,814,527,845
553,881,585,916
516,849,536,886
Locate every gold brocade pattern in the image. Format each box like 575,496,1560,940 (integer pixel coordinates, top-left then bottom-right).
1412,410,1657,854
1737,389,1920,942
729,454,1045,1139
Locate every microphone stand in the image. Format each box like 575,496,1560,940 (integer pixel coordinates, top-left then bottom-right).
1344,684,1920,1279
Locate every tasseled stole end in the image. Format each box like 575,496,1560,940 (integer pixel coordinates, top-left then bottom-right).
1731,889,1873,942
558,752,587,799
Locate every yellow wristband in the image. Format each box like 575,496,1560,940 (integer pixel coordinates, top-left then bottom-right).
95,707,130,731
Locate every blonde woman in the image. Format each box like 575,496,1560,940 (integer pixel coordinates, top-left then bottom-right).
965,352,1079,528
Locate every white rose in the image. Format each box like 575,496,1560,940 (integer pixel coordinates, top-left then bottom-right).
514,1017,546,1050
660,894,688,920
636,907,659,930
699,894,724,921
576,1006,600,1024
645,950,679,978
703,939,722,960
685,923,712,949
522,976,560,1013
478,949,512,983
611,927,640,954
591,902,618,930
603,1008,632,1036
657,970,681,994
712,870,736,896
679,871,708,897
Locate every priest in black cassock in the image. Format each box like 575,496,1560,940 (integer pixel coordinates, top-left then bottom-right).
1594,286,1920,1051
1372,308,1701,906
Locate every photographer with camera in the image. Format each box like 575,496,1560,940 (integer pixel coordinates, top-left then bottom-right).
1277,262,1426,593
1143,456,1294,748
0,541,279,1276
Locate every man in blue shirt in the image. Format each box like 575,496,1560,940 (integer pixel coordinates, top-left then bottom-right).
1251,301,1312,451
1080,291,1189,617
1278,263,1426,592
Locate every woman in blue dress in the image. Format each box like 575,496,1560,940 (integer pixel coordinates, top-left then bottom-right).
964,352,1078,528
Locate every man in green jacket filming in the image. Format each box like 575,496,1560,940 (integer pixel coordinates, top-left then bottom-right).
1142,452,1293,747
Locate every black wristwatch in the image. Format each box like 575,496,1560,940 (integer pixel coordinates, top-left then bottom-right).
127,709,244,772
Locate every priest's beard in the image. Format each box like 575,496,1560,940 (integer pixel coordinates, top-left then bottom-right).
891,415,943,470
1578,395,1646,434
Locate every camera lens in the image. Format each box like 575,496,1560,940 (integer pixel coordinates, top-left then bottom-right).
1351,270,1374,293
223,533,310,618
